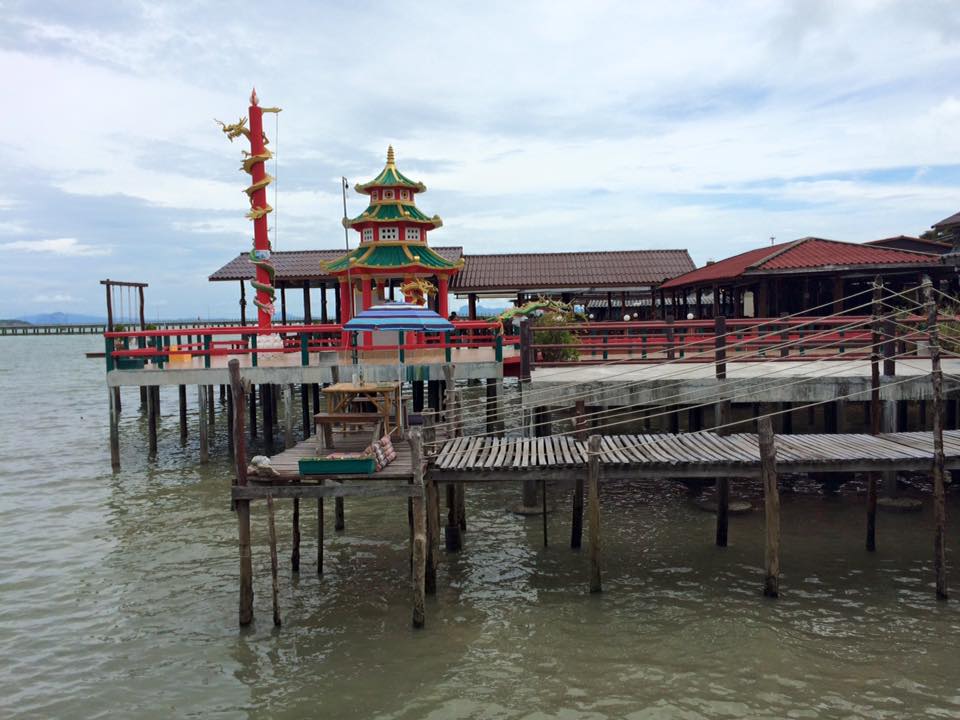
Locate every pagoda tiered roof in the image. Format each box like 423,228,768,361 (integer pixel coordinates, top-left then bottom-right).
324,243,462,273
354,145,426,194
343,201,442,228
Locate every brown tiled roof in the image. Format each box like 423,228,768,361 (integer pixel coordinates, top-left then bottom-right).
209,247,463,283
449,250,694,293
933,210,960,229
866,235,951,254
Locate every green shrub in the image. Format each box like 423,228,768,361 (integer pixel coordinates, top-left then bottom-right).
533,312,580,361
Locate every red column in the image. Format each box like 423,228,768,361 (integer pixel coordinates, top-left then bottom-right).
248,90,272,328
339,279,351,349
438,275,449,318
361,277,373,310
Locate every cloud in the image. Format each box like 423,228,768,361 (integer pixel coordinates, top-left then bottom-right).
1,237,110,256
31,292,77,303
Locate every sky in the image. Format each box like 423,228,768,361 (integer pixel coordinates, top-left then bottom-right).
2,0,960,319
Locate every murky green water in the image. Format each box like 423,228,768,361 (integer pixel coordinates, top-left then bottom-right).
1,335,958,719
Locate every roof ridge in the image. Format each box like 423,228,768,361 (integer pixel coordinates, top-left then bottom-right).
745,238,811,270
461,249,692,258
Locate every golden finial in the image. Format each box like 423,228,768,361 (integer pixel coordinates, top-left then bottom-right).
386,145,395,165
250,87,259,106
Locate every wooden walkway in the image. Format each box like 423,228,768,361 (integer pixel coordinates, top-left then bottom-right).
431,430,960,481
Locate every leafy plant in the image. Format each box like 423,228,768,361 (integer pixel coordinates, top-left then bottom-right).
533,312,580,361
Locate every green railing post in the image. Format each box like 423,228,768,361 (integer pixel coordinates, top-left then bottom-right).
445,331,452,363
641,330,647,359
603,330,608,361
351,332,358,365
105,336,115,372
398,331,405,364
300,332,309,366
156,335,165,369
204,334,212,369
495,334,503,362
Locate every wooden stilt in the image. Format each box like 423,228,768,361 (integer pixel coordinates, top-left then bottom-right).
291,497,301,572
317,497,324,575
335,494,345,531
759,416,780,598
178,384,187,442
140,385,147,408
300,384,310,440
198,384,209,464
924,279,949,600
147,385,158,457
262,384,274,454
109,386,120,469
571,399,586,549
282,384,294,449
230,359,254,626
219,384,226,403
114,385,121,414
455,484,466,533
867,278,881,552
207,384,215,429
541,478,548,547
249,385,258,439
588,435,602,593
266,494,282,627
411,429,427,628
227,384,234,457
444,483,462,551
715,400,731,547
424,474,439,594
312,383,321,415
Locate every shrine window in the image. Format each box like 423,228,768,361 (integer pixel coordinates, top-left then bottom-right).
405,227,421,242
362,228,374,243
383,189,395,200
400,190,409,200
370,190,378,201
379,226,399,241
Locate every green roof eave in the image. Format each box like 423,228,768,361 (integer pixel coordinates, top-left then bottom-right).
323,243,463,273
343,202,443,228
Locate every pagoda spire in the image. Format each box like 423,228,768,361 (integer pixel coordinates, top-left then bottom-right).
386,144,395,165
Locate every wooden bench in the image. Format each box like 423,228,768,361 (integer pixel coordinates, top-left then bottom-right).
314,412,383,450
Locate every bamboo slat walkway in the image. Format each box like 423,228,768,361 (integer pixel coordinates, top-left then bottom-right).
431,430,960,480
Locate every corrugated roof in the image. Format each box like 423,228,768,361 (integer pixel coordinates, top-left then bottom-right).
209,247,463,283
661,237,941,289
450,250,694,292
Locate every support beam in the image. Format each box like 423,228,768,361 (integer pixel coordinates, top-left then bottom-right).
109,386,120,469
266,494,282,627
715,400,731,547
291,498,300,572
759,416,780,598
282,384,294,449
230,359,253,626
588,435,602,593
571,400,586,549
178,384,188,442
925,279,949,600
147,384,157,458
411,430,427,628
198,385,209,463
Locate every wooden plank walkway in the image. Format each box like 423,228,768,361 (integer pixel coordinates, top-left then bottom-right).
431,430,960,481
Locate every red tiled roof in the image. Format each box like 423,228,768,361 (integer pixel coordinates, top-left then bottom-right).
661,237,941,289
209,247,463,283
450,250,695,292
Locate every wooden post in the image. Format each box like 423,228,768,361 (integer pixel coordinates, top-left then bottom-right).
291,497,301,573
759,416,780,598
924,279,949,600
588,434,602,593
230,359,254,626
266,494,282,627
411,429,427,628
147,384,158,457
178,384,187,442
198,385,209,463
867,278,882,552
300,384,310,440
262,384,274,455
571,399,586,549
317,497,324,575
109,386,120,469
282,384,294,449
715,315,727,380
715,400,731,547
207,384,215,429
248,384,257,439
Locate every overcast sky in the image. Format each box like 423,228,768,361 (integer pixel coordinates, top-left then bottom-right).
2,0,959,319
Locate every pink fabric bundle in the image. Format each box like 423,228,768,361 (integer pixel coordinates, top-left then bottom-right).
370,434,398,471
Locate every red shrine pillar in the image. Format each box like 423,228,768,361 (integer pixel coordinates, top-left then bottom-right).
360,277,373,348
438,276,449,318
248,90,272,328
339,279,352,348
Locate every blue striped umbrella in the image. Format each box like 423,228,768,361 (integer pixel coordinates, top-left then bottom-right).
344,302,454,333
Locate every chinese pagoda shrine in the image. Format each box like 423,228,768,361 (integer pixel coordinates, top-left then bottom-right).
324,146,462,320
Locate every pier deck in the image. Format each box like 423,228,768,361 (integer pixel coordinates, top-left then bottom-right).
431,430,960,481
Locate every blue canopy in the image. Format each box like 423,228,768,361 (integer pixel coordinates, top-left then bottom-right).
344,302,454,333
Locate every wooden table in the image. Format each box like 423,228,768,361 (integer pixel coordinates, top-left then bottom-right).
322,381,402,436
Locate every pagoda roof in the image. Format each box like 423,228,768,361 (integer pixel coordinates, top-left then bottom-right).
354,146,426,194
324,243,463,274
344,201,443,229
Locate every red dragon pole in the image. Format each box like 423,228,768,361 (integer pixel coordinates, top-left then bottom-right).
217,89,281,328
